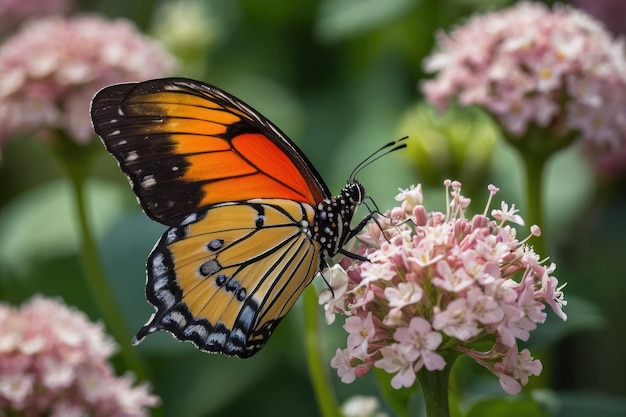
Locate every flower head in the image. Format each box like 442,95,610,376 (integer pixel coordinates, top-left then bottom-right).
422,2,626,156
0,295,159,416
321,181,566,394
0,15,177,146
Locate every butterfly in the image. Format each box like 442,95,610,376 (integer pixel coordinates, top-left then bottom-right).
90,78,405,358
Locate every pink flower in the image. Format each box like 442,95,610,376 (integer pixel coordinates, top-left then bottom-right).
325,180,566,393
432,260,474,292
319,264,350,324
393,317,445,371
345,312,375,357
331,348,357,384
432,298,481,341
0,295,159,416
375,346,417,389
494,345,543,394
385,281,423,309
0,15,177,146
422,2,626,161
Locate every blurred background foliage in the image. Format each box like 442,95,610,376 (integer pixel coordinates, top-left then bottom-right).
1,0,625,416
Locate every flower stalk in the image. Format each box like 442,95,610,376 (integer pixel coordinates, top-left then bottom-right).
305,285,341,417
50,133,148,384
520,149,548,256
416,355,456,417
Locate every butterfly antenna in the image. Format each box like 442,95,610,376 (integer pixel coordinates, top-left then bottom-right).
349,136,408,180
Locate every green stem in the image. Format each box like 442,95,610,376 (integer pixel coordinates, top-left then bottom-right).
416,357,455,417
520,151,548,256
50,136,148,383
503,123,577,257
304,286,341,417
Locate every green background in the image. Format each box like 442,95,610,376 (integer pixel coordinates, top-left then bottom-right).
1,0,625,416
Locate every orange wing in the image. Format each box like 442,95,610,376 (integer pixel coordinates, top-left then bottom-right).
90,78,330,226
133,198,322,357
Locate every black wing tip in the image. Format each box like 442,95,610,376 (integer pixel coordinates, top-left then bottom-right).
133,311,265,359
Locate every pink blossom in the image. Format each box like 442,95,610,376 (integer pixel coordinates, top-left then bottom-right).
385,281,423,310
492,202,525,226
319,264,350,324
394,317,445,371
433,298,481,341
395,184,423,213
331,348,357,384
325,181,566,393
345,312,375,357
432,260,474,292
422,2,626,164
375,346,417,389
495,346,543,394
0,15,177,146
466,288,504,325
0,295,159,416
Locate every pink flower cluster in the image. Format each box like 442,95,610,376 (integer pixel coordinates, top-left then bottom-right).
321,181,567,394
0,15,177,146
422,2,626,152
0,0,72,33
0,295,159,416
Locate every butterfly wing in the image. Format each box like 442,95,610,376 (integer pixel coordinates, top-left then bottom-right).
90,78,330,225
136,198,321,357
90,78,336,356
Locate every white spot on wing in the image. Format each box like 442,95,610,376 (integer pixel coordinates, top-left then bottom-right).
126,151,138,162
141,175,156,188
151,253,167,276
156,289,175,308
163,310,186,327
184,324,208,339
181,213,198,226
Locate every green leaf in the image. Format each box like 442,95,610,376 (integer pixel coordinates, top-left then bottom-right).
98,211,188,353
466,396,550,417
315,0,418,42
0,179,130,273
555,392,626,417
531,295,605,349
153,351,280,417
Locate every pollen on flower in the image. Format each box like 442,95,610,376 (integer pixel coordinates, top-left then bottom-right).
322,181,566,394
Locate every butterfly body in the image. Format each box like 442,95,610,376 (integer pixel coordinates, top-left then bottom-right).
90,78,371,357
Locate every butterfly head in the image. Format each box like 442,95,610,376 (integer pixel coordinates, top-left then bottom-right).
343,180,366,205
313,180,366,258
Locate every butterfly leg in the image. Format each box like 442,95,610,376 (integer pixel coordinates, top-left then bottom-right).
336,211,380,262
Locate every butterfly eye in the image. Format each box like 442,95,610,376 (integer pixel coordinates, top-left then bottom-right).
347,182,365,204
